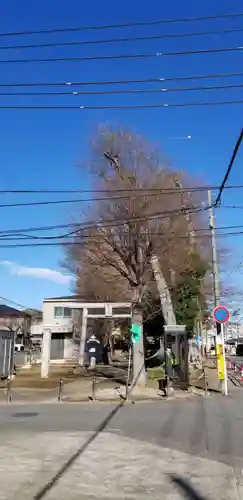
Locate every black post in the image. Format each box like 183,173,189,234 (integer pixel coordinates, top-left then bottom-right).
92,374,96,401
6,378,12,402
57,378,63,402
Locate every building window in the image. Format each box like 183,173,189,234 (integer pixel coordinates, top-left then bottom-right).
54,307,72,318
63,308,71,318
54,307,63,318
87,307,105,316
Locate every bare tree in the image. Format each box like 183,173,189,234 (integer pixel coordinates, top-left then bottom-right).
64,125,208,387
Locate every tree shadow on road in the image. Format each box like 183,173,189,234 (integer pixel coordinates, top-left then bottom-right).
171,474,208,500
32,362,144,500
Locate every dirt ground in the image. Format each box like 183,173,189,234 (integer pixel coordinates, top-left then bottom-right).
0,363,86,390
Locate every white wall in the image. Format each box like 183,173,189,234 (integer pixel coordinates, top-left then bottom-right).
30,324,43,336
42,301,74,329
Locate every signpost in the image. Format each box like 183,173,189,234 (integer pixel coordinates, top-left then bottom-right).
213,305,229,395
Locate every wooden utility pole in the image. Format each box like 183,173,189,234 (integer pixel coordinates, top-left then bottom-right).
208,190,221,307
208,190,228,395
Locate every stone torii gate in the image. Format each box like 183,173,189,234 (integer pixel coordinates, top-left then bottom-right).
41,302,131,378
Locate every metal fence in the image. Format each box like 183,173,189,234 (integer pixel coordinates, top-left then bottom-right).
0,330,14,378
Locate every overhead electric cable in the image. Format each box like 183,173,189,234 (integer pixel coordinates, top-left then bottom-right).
1,27,243,51
2,71,243,88
0,99,243,109
0,183,243,194
214,127,243,206
1,82,243,96
0,204,208,236
1,229,243,248
1,12,243,37
0,45,242,64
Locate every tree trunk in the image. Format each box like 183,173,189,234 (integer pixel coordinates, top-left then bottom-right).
79,307,87,366
131,291,147,388
150,255,176,324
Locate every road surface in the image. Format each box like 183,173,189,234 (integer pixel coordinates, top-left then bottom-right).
0,394,243,499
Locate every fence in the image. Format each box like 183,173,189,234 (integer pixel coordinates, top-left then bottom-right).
226,357,243,387
0,330,14,379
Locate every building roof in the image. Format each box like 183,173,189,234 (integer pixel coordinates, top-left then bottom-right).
43,296,131,306
43,295,84,302
43,295,118,303
0,305,30,318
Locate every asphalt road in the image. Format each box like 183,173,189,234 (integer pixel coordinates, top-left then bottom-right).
0,394,243,499
0,395,241,466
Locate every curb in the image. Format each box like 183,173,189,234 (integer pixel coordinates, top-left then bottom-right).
0,388,209,406
0,394,196,406
189,383,222,394
60,391,198,404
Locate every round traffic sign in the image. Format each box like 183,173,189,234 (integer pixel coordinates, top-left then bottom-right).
213,305,230,324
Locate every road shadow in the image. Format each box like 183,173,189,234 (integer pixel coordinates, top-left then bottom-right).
32,361,144,500
171,474,208,500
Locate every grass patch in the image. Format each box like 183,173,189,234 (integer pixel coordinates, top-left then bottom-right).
147,366,165,390
147,366,164,381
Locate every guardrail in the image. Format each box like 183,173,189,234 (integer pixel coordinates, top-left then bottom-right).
226,357,242,372
226,357,243,387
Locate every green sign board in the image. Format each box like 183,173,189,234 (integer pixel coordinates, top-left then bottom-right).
131,323,141,344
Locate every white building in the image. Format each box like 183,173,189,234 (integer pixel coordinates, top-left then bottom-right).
226,322,243,339
40,296,131,375
43,295,131,330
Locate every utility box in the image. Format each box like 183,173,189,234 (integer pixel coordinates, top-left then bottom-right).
0,329,15,379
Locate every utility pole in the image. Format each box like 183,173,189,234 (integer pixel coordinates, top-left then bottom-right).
208,190,228,395
208,190,220,307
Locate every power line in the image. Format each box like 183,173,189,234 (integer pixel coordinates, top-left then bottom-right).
214,127,243,207
0,227,240,241
2,71,243,88
5,205,243,239
0,99,243,109
2,223,243,241
224,205,243,208
0,295,29,310
0,204,208,237
2,82,243,97
1,45,242,64
2,229,243,248
0,183,243,194
2,27,243,51
0,222,76,235
2,189,243,209
0,193,175,208
1,12,243,38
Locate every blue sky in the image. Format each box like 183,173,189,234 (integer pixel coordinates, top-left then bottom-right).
0,0,243,312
